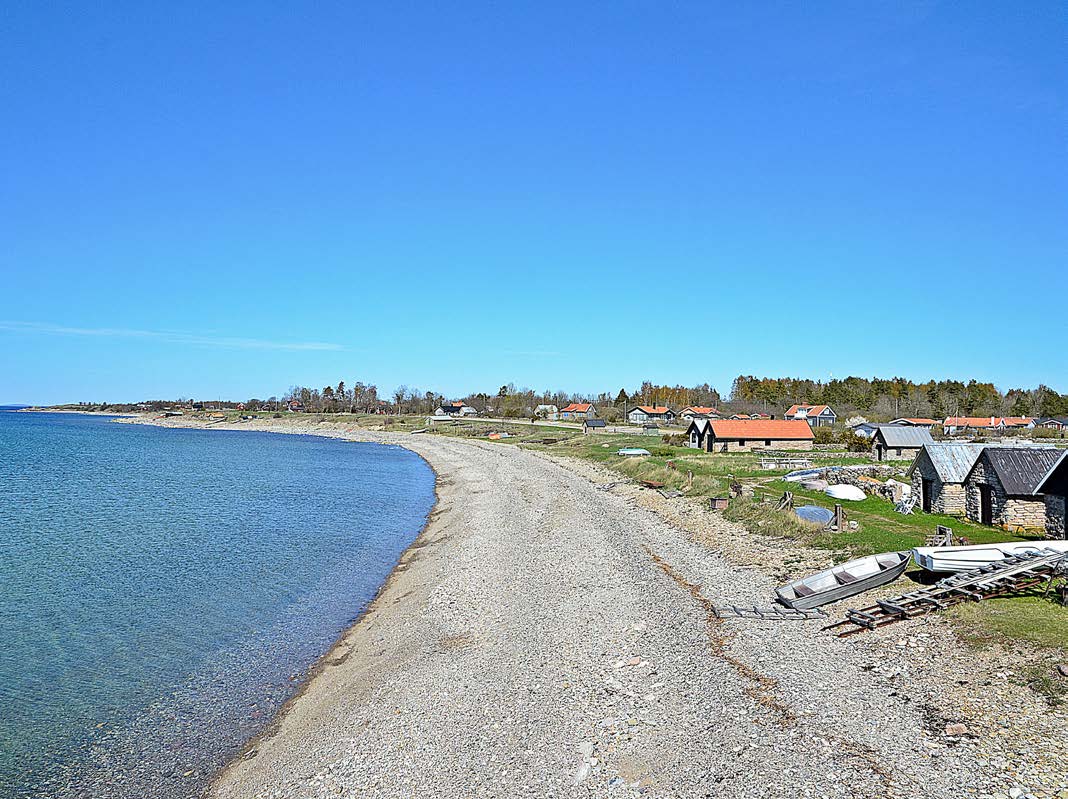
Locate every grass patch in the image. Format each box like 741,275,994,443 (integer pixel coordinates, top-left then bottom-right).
757,480,1033,556
722,497,826,543
949,595,1068,652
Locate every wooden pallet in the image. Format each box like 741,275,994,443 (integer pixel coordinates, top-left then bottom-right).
824,550,1068,637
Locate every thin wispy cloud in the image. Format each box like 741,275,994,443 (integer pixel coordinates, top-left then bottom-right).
0,321,345,352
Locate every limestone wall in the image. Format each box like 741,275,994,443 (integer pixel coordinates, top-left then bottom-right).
909,458,967,515
1045,495,1066,540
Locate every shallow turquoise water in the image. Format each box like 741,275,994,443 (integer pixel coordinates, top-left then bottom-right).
0,413,435,798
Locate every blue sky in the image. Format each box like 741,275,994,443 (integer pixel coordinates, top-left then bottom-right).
2,2,1065,404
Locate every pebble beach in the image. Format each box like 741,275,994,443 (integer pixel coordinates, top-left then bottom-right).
120,415,1067,799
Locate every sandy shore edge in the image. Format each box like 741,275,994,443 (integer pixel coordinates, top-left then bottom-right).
113,414,452,795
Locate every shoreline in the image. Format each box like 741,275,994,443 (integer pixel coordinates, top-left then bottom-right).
117,414,1068,797
114,413,448,797
214,436,446,781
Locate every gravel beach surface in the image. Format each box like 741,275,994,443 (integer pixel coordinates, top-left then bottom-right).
184,429,1062,799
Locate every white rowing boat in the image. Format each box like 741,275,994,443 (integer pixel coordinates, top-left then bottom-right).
912,540,1068,573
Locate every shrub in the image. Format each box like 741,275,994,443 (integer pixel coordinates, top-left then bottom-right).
812,426,835,445
1032,427,1062,439
839,431,871,452
661,433,686,447
273,413,282,418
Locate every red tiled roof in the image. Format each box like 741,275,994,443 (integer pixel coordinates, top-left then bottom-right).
896,418,937,425
561,403,592,412
944,416,999,428
785,403,830,417
943,416,1033,428
681,406,718,415
635,406,672,414
709,420,814,440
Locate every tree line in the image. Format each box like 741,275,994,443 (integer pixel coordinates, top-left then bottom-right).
76,375,1068,422
729,376,1068,420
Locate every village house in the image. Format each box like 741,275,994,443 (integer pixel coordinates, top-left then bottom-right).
728,412,772,421
1034,417,1068,430
678,406,719,421
560,403,597,420
686,419,814,452
942,416,1034,435
870,425,934,461
1034,451,1068,539
627,406,676,425
942,416,1000,435
287,399,305,412
1002,417,1035,429
582,418,607,435
435,401,477,418
785,404,837,427
907,443,986,515
889,418,937,428
962,447,1062,530
534,404,559,420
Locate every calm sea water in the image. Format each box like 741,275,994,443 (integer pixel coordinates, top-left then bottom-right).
0,413,435,798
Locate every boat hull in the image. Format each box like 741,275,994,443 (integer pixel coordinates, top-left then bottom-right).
912,541,1068,573
776,552,910,610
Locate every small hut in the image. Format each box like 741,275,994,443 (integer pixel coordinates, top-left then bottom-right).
906,443,985,515
963,447,1062,530
582,419,607,435
871,425,934,462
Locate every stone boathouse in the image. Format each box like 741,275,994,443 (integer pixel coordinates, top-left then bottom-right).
962,447,1062,531
907,443,985,516
1034,451,1068,539
870,425,934,462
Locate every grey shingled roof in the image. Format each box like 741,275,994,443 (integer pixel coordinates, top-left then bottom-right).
982,447,1064,495
907,443,986,483
874,425,935,448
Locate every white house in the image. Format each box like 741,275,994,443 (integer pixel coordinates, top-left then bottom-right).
534,404,559,420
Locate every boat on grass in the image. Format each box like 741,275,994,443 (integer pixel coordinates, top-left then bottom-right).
776,551,911,610
912,540,1068,573
824,484,866,502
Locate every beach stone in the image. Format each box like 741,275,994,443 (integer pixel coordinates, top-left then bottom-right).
945,723,970,737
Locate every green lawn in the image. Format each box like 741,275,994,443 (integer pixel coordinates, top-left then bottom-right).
949,595,1068,650
761,480,1035,556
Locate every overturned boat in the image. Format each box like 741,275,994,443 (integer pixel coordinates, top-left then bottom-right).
912,540,1068,573
776,551,911,610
